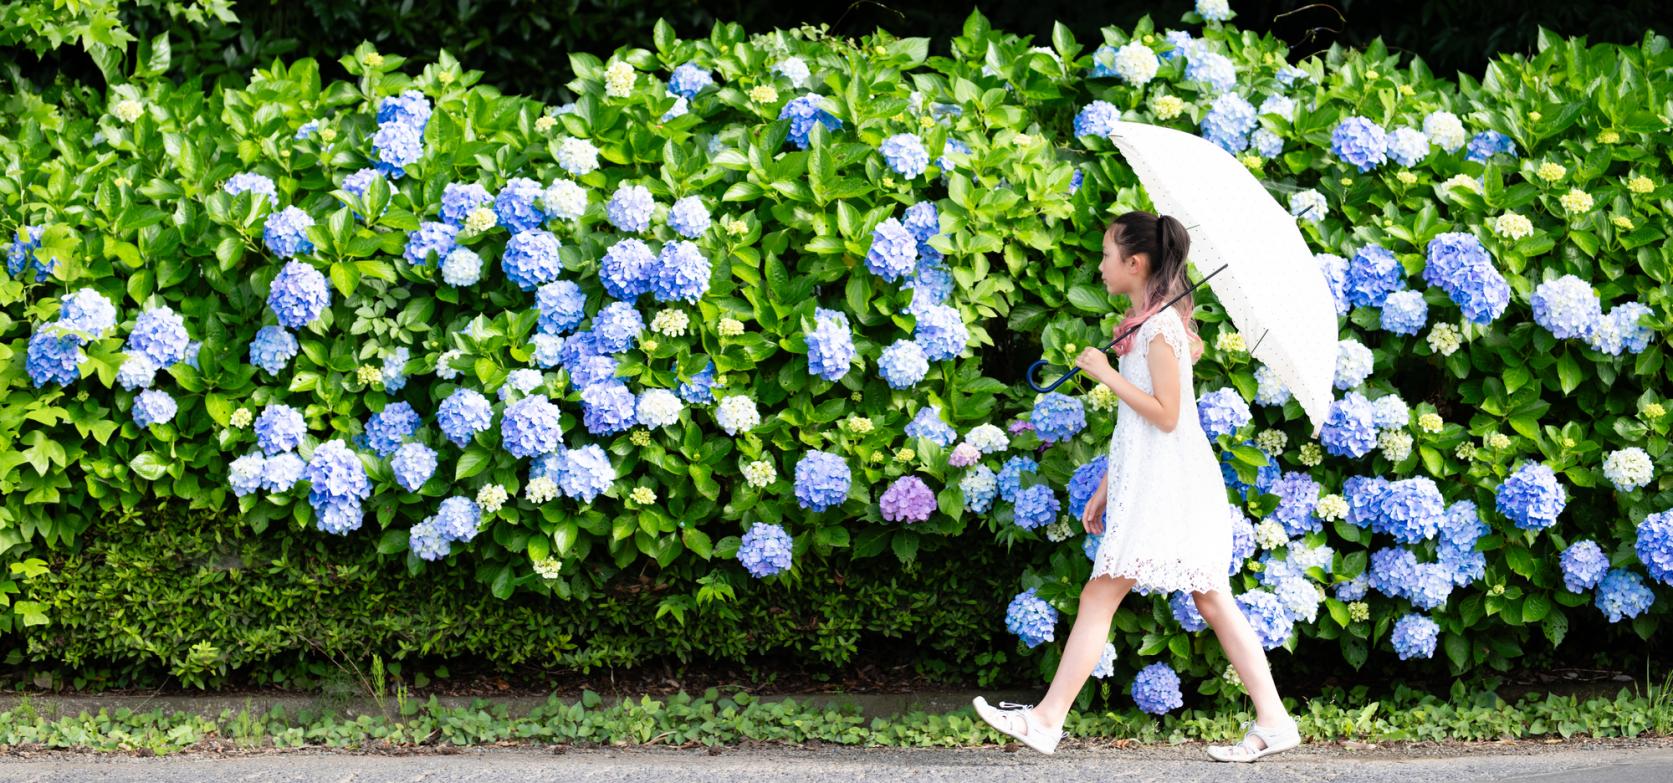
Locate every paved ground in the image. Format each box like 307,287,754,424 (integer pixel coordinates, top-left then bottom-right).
5,740,1673,783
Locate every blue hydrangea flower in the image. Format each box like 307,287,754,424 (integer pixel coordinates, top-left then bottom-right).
1331,116,1388,172
600,238,654,300
1131,662,1184,714
738,522,793,577
223,172,277,204
866,218,918,282
1250,128,1284,158
1410,562,1457,609
499,368,543,401
341,168,387,220
435,388,490,447
126,306,190,368
381,347,410,393
409,518,451,561
1277,63,1308,86
1271,472,1321,537
1386,127,1431,167
117,355,158,391
1184,51,1236,93
132,389,177,428
1391,614,1438,660
961,465,998,514
1160,30,1197,62
902,201,939,242
1369,547,1418,599
262,452,305,493
606,183,656,234
1377,478,1445,544
1013,485,1060,530
1335,339,1373,390
1595,569,1655,622
1067,456,1108,519
880,133,929,178
936,137,971,172
1344,475,1390,528
553,444,612,503
905,404,958,448
878,339,929,389
1422,232,1507,324
914,303,968,361
997,455,1039,502
668,62,714,99
1372,395,1410,429
1254,364,1292,407
779,93,843,149
794,450,851,512
1257,94,1295,121
255,403,306,455
677,360,715,404
501,229,563,291
1031,393,1086,442
806,308,855,381
390,442,437,492
536,280,588,335
1005,588,1058,648
1334,573,1369,602
59,288,117,337
1084,533,1103,561
403,221,457,266
371,120,423,178
268,260,330,329
305,440,370,534
1229,506,1256,571
1197,387,1252,439
580,380,637,436
500,395,562,457
592,301,644,354
906,259,953,315
1380,290,1428,336
1439,500,1489,548
495,177,547,234
1495,461,1567,531
1275,574,1323,622
1634,511,1673,585
1322,391,1377,458
1531,275,1602,341
531,334,565,368
1346,244,1405,308
668,196,710,238
1439,541,1486,587
433,495,482,541
1465,130,1517,163
439,182,492,228
229,453,266,496
1221,444,1279,500
362,401,419,457
377,90,431,132
26,324,83,387
1603,302,1654,354
1199,93,1256,154
262,206,315,259
1317,253,1350,316
440,248,483,287
1560,540,1610,593
1171,592,1208,632
1073,100,1120,139
1236,589,1294,649
1448,261,1512,325
652,240,710,303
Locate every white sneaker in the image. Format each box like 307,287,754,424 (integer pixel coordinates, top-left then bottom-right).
972,696,1063,755
1206,717,1301,762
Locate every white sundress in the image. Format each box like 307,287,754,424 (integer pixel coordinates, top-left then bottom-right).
1090,306,1234,595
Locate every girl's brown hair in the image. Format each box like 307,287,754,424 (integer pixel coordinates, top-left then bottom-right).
1105,210,1204,360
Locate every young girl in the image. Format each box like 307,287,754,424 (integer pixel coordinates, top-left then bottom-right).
973,211,1301,762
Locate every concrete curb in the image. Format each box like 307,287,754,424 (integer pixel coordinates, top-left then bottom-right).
0,689,1039,722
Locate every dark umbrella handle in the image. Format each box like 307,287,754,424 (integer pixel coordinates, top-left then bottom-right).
1027,360,1080,393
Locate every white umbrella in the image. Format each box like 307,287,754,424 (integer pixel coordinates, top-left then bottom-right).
1108,120,1339,437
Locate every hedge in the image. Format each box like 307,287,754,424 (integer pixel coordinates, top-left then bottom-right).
1,5,1671,698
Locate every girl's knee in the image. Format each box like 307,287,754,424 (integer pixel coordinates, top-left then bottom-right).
1192,590,1228,621
1082,575,1131,609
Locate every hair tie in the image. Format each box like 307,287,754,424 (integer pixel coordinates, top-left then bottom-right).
1156,214,1167,246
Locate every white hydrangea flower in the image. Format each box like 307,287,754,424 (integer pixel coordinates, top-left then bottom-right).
1379,430,1414,462
773,56,810,88
1091,642,1119,679
113,99,144,123
542,179,588,221
1255,520,1288,550
1492,212,1533,240
1290,189,1328,222
718,317,745,336
604,61,637,98
1254,364,1291,407
1299,443,1323,466
1087,385,1118,412
1442,173,1481,192
476,484,508,513
533,557,563,579
1255,429,1288,455
230,407,254,428
526,476,559,503
1334,339,1374,390
715,395,761,435
1215,330,1247,353
534,115,558,133
1559,189,1594,214
1422,110,1466,152
637,389,684,428
630,486,657,504
1602,447,1654,492
435,349,463,380
1418,413,1444,434
1427,323,1463,356
1316,494,1348,522
1113,42,1159,86
650,309,690,337
743,459,777,488
557,137,601,176
1151,94,1186,120
463,207,497,234
1043,518,1072,543
964,424,1010,454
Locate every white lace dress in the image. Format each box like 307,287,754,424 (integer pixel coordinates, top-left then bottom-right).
1089,306,1234,595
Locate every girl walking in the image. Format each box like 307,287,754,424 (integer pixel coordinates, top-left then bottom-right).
974,211,1301,762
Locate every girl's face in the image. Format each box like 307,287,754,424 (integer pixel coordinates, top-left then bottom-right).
1099,228,1148,299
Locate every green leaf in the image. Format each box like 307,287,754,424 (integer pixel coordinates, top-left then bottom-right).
1555,350,1582,395
377,528,409,555
890,530,919,564
1521,592,1551,623
456,446,492,479
1443,633,1469,669
681,527,713,559
128,452,168,481
1066,285,1110,314
330,261,360,298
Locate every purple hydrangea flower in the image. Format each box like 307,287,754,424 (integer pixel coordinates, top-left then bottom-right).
880,475,936,523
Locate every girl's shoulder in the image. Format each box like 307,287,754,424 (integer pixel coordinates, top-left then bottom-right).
1139,306,1190,360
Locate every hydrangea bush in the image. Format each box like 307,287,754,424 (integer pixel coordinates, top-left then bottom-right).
1,5,1669,705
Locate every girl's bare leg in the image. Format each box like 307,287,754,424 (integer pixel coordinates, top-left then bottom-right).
1192,589,1292,735
1031,574,1136,728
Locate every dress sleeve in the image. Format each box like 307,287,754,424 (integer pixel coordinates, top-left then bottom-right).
1137,307,1190,364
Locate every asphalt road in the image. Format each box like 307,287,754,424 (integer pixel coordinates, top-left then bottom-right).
6,742,1673,783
